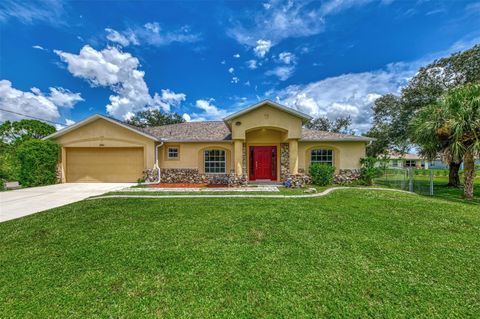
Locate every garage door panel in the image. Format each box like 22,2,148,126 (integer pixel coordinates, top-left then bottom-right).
66,147,144,182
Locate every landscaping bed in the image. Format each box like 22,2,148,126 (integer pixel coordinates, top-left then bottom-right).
146,183,226,188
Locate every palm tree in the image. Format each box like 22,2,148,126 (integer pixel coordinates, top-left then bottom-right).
411,83,480,199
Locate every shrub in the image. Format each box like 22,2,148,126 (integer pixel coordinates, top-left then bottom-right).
359,157,382,186
17,140,60,187
309,163,335,186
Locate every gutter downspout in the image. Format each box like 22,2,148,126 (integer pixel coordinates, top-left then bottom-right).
142,141,164,185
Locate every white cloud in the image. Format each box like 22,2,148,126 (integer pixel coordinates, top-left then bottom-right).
194,99,228,120
0,79,83,123
65,118,75,126
272,62,415,132
227,0,376,51
269,33,480,133
152,89,186,112
253,39,272,58
55,45,186,119
266,65,296,81
233,53,241,58
32,45,47,51
228,67,235,74
182,113,191,122
319,0,374,16
246,59,258,70
278,52,296,64
231,77,240,84
105,28,131,47
47,87,84,108
220,60,226,65
104,22,200,47
0,0,66,25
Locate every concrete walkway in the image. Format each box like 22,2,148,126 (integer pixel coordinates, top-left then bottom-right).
0,183,134,222
120,186,280,192
90,187,414,200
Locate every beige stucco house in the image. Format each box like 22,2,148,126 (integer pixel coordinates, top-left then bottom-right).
45,100,374,184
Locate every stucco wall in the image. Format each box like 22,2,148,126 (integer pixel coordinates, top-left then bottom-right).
230,105,303,140
299,141,367,172
160,142,234,174
53,118,157,181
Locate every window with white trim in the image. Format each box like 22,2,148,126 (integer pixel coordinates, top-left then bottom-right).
311,149,333,166
392,160,398,167
204,149,226,173
405,160,416,167
167,147,179,159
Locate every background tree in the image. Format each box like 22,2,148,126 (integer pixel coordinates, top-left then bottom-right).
366,94,408,156
366,44,480,186
411,83,480,199
0,119,56,145
305,115,353,134
0,119,56,181
126,109,185,128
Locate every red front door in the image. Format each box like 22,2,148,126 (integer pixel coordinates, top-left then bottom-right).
249,146,277,181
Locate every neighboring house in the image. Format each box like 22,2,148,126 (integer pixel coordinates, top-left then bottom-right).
45,100,374,183
385,151,449,169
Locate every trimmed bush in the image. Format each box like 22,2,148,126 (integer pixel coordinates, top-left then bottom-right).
309,163,335,186
17,140,60,187
360,157,382,186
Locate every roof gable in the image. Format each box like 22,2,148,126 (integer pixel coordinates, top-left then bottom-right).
43,114,160,141
223,100,312,124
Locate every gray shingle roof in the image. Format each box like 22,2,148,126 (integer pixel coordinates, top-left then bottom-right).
135,121,374,143
301,128,375,142
141,121,232,142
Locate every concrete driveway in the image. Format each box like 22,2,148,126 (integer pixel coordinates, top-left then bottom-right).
0,183,134,222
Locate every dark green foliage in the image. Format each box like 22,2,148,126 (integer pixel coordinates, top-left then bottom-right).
309,163,335,186
366,44,480,155
360,157,382,186
125,109,185,128
305,115,353,134
0,119,56,145
0,120,56,181
16,140,60,187
365,94,408,156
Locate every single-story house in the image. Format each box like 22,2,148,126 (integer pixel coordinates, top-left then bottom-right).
45,100,374,184
385,151,449,169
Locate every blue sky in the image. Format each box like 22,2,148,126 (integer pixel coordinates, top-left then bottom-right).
0,0,479,131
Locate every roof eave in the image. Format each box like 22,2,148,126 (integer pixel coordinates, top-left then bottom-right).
224,100,312,124
300,138,376,142
162,139,233,143
43,114,161,142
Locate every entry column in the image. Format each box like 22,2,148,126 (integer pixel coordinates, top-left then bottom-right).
289,139,299,175
234,140,244,176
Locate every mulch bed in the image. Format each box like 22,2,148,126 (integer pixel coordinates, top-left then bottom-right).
148,183,227,188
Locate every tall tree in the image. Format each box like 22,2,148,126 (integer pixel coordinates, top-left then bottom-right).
305,115,353,134
126,109,185,128
411,83,480,199
367,44,480,186
0,119,56,181
0,119,56,145
366,94,409,156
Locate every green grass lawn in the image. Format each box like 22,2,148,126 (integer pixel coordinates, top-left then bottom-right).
104,185,328,197
374,174,480,204
1,190,479,318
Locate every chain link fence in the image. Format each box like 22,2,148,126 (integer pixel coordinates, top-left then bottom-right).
374,168,447,196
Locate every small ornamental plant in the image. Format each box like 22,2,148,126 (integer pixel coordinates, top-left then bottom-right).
359,157,382,186
309,163,335,186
